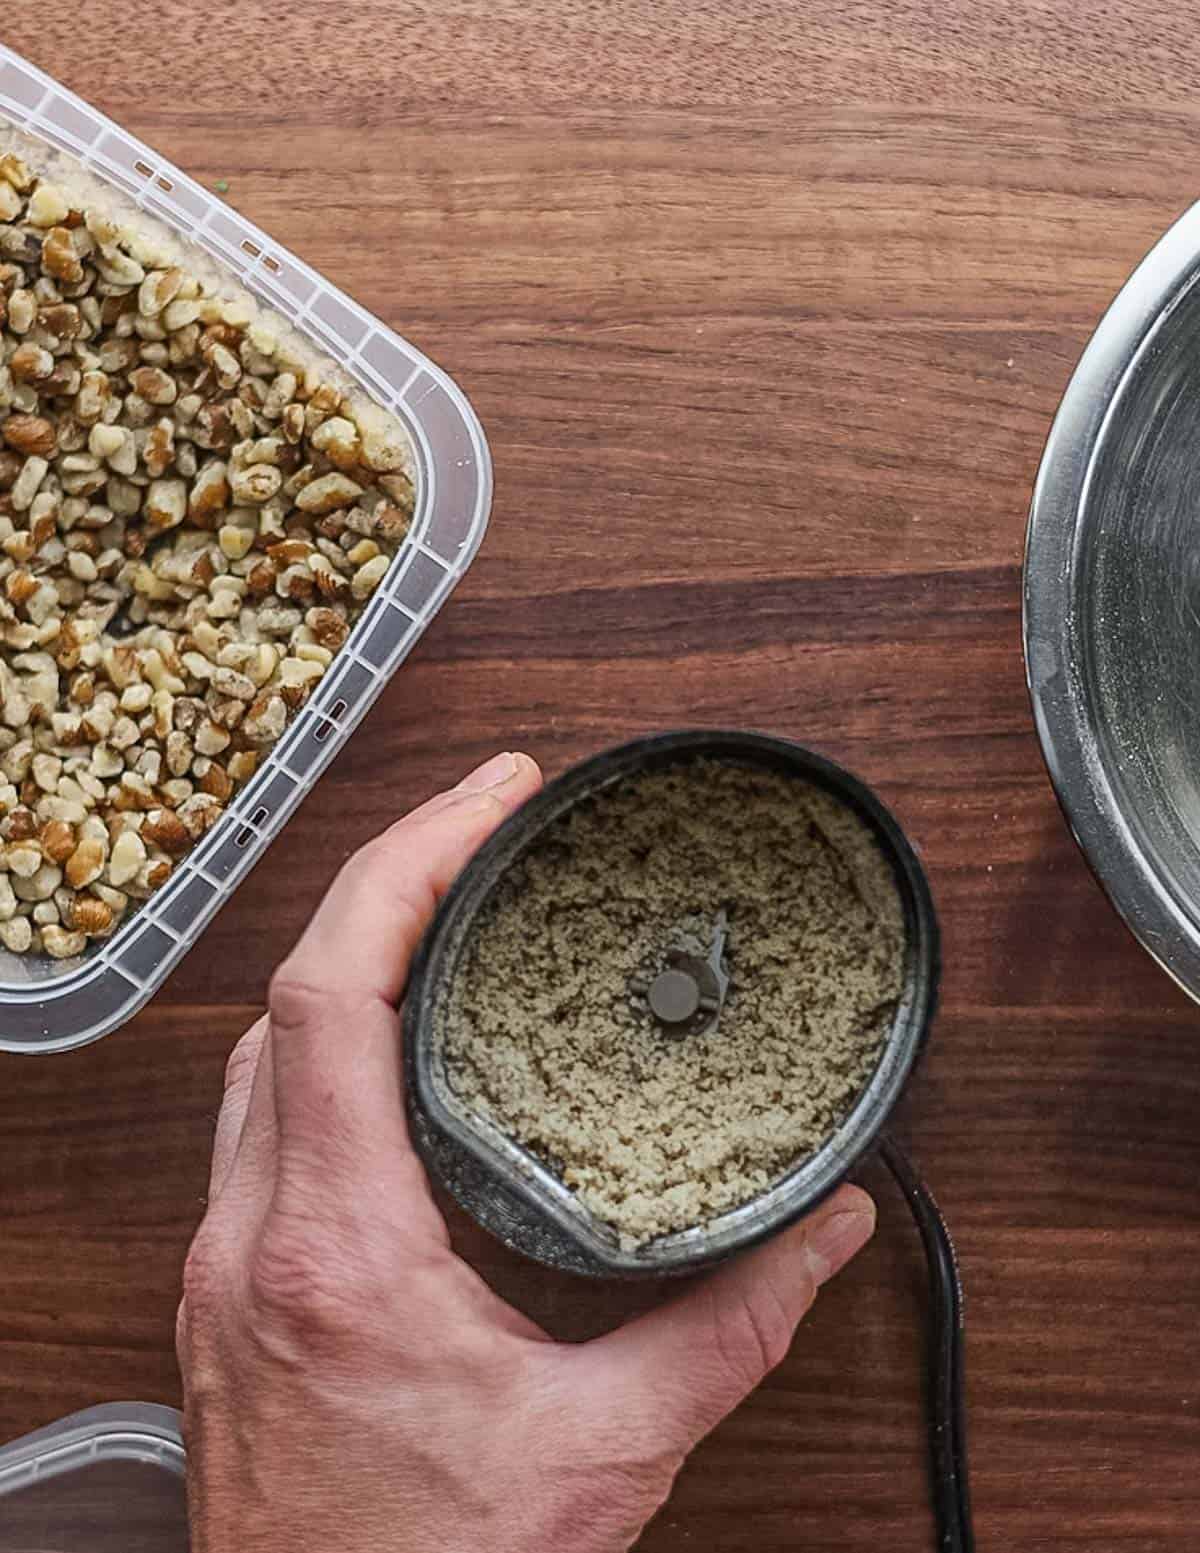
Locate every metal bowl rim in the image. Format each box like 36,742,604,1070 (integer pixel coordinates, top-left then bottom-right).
1024,196,1200,1004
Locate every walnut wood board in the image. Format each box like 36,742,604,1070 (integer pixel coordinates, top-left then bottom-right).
4,5,1200,1548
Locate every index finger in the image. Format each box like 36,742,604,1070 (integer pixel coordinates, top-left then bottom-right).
267,751,542,1164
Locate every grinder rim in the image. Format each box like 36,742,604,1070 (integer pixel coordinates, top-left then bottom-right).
403,730,940,1279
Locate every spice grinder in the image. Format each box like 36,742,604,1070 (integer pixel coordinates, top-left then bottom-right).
404,731,939,1278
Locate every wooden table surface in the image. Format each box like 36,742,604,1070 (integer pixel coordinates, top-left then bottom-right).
4,4,1200,1548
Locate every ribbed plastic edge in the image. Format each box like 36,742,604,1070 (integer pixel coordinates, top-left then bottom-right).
0,1402,185,1491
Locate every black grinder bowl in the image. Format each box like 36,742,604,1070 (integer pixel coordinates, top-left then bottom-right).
403,731,939,1278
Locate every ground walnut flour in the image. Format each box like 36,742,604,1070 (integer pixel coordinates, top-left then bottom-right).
444,759,907,1247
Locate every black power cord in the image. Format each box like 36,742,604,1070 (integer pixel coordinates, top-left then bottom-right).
879,1135,975,1553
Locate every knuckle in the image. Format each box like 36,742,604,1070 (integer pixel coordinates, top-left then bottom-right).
223,1021,265,1095
247,1230,323,1320
267,965,335,1034
174,1298,189,1361
180,1224,229,1340
244,1208,464,1361
176,1238,235,1409
245,1217,358,1348
181,1227,222,1303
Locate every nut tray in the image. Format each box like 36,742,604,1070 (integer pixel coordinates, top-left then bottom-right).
0,46,492,1052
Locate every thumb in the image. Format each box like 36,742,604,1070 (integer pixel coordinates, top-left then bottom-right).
574,1185,875,1452
228,751,542,1209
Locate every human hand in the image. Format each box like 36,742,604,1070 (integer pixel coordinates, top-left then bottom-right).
177,751,876,1553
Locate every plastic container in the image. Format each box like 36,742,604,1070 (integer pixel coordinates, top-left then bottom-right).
405,731,940,1278
0,46,492,1053
0,1403,186,1552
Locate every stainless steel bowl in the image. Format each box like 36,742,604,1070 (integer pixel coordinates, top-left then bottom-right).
1025,201,1200,1001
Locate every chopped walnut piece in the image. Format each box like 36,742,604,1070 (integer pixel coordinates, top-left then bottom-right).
0,127,414,956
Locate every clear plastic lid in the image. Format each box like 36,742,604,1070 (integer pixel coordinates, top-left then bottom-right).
0,1404,185,1552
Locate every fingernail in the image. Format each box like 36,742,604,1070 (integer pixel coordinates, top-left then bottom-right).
806,1208,875,1285
457,752,520,792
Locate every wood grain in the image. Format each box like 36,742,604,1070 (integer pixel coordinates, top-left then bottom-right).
4,4,1200,1548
